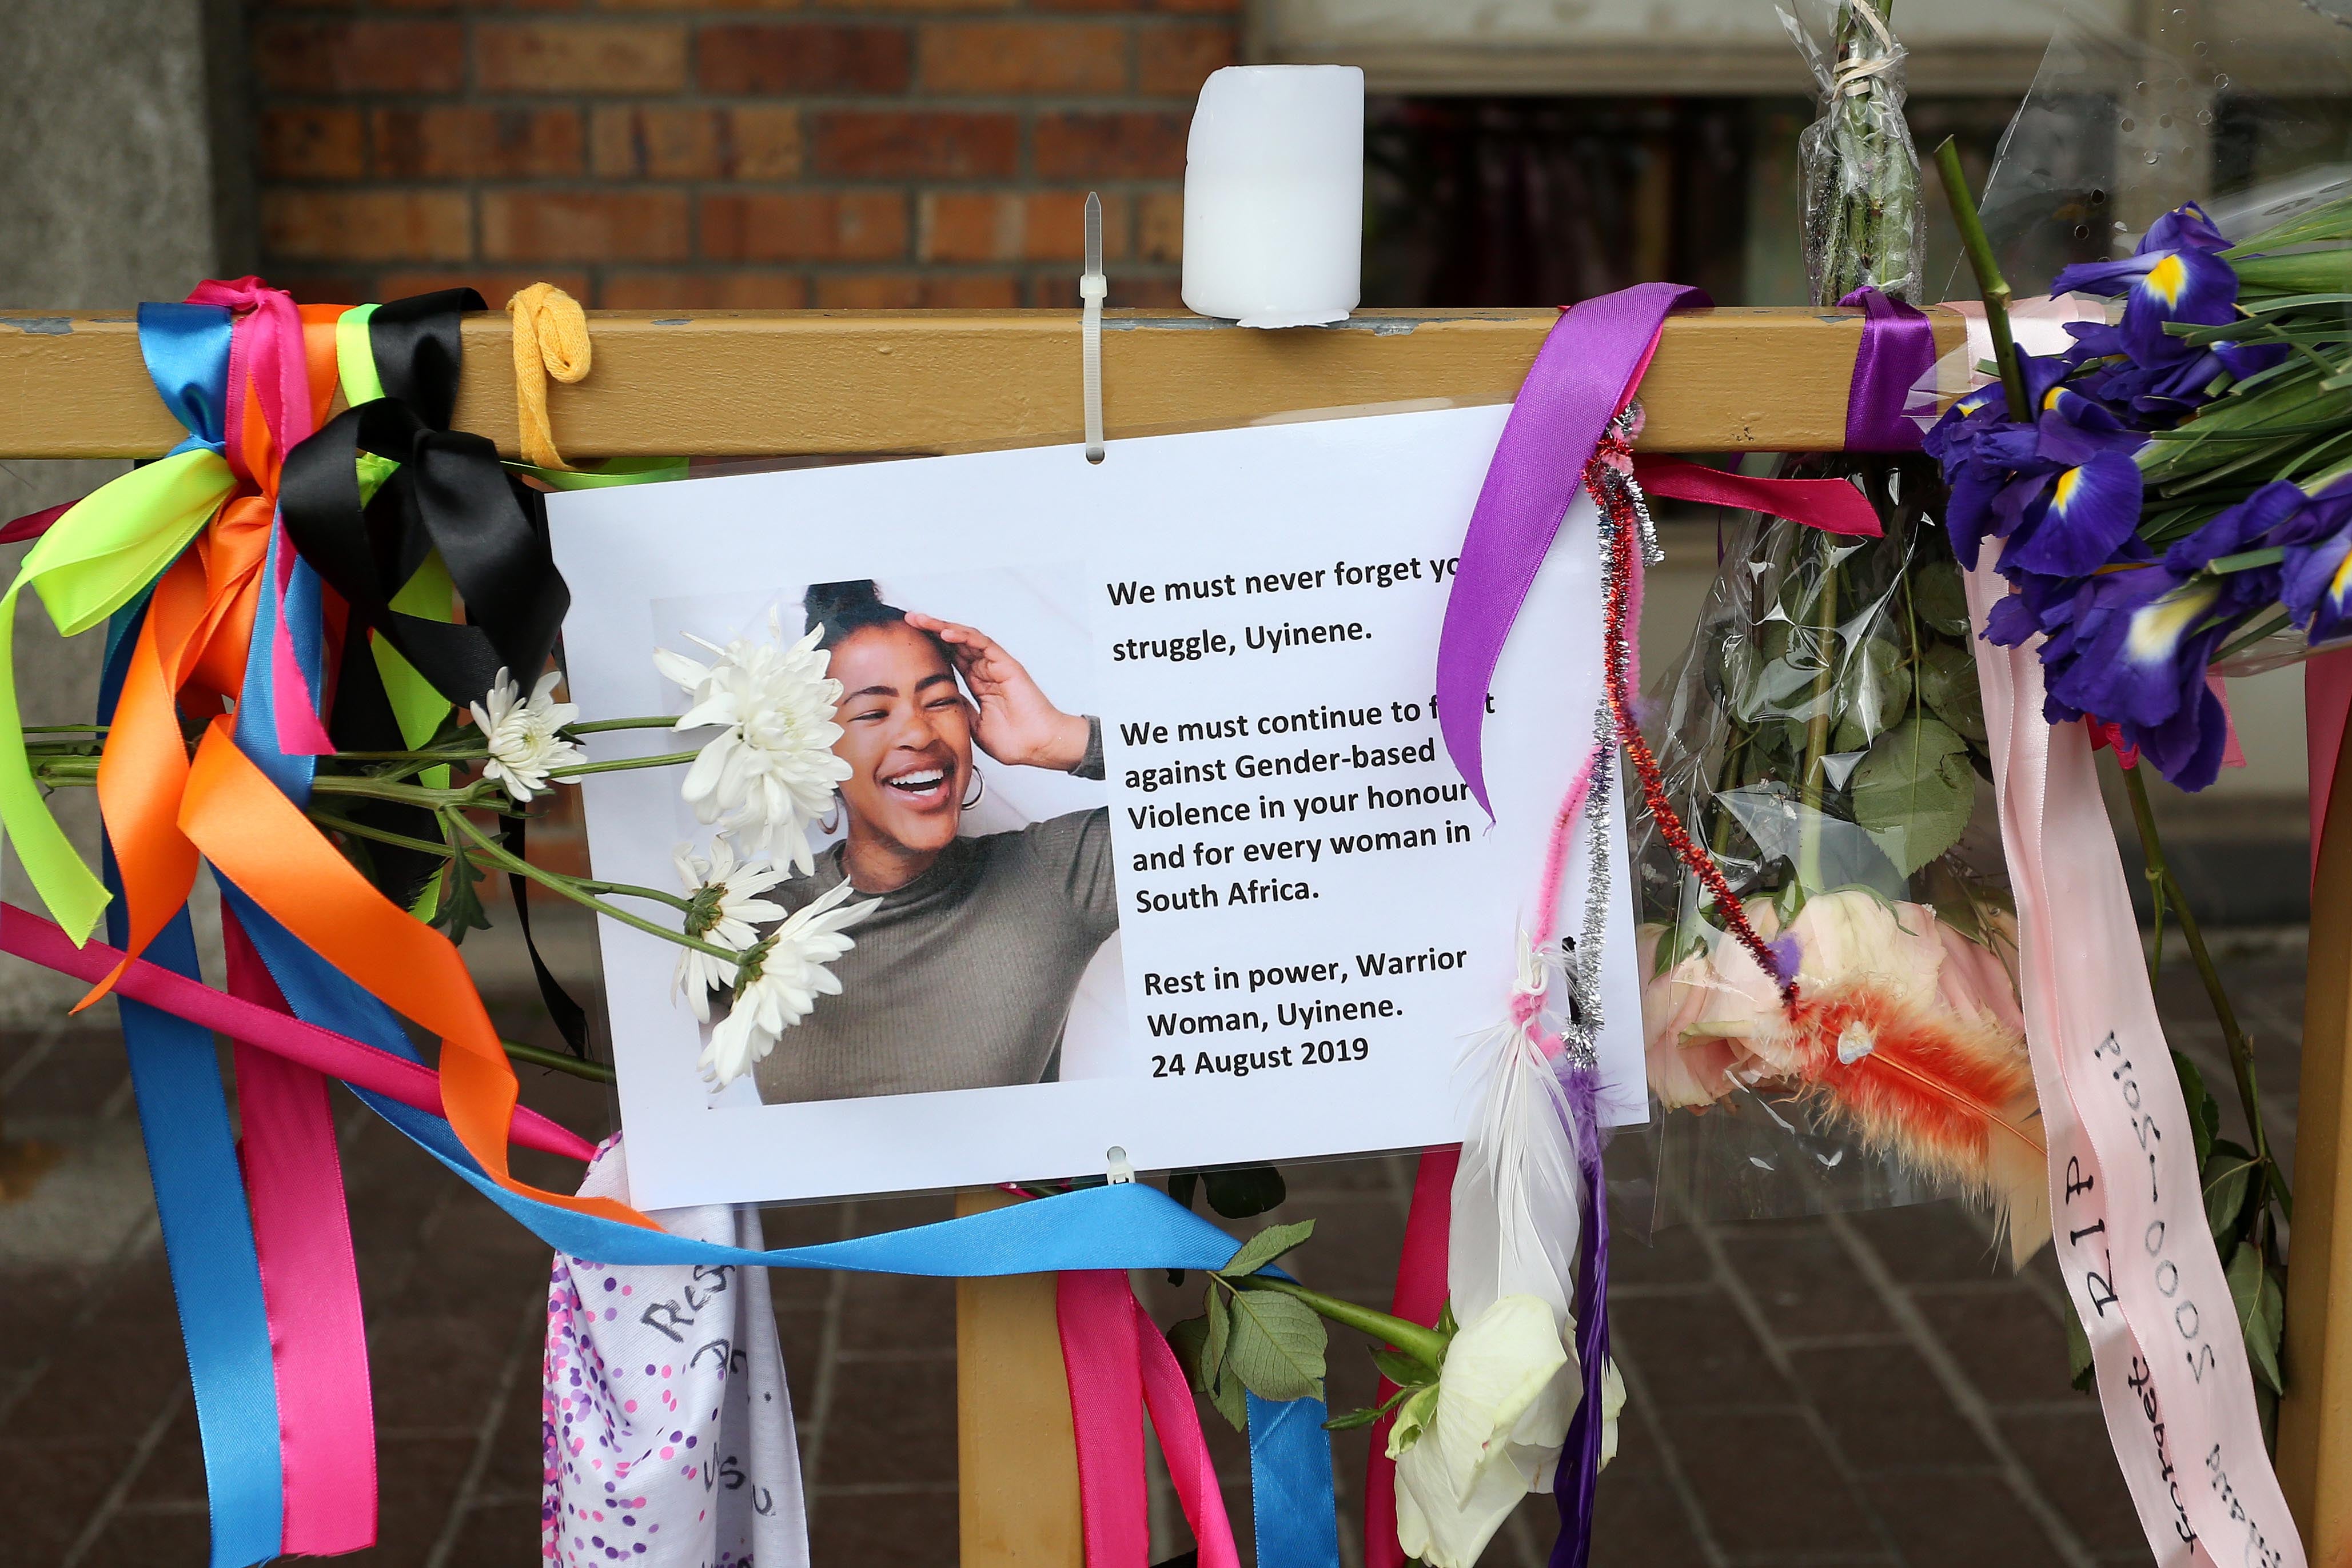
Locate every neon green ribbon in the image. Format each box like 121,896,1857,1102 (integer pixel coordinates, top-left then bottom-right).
0,449,236,940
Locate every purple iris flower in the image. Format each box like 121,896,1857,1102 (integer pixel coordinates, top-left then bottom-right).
2052,202,2240,368
2004,452,2146,576
1922,353,2080,568
2278,476,2352,643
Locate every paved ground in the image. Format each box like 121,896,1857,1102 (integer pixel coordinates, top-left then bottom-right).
0,934,2307,1567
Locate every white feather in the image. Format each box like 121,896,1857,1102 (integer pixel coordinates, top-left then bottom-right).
1449,932,1586,1329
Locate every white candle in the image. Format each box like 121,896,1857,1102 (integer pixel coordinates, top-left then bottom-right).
1181,65,1364,329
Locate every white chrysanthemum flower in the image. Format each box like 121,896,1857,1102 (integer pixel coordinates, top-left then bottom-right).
655,615,851,876
469,666,583,803
671,836,790,1022
699,879,878,1088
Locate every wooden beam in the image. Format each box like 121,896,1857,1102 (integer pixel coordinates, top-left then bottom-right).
0,306,1964,461
955,1188,1085,1568
2280,729,2352,1559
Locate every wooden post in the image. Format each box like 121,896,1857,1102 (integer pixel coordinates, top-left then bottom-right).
955,1188,1086,1567
2280,730,2352,1557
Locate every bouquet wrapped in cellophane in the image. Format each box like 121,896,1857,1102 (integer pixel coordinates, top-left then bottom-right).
1633,0,2049,1263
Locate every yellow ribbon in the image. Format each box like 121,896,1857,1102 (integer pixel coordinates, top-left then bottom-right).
0,450,236,940
507,284,591,472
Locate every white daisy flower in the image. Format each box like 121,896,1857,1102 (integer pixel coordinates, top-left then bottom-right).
671,836,790,1022
699,879,878,1088
469,667,583,803
655,615,851,876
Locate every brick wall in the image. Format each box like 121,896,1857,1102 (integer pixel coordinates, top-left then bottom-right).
251,0,1238,312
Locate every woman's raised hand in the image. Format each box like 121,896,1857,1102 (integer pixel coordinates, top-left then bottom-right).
904,613,1091,772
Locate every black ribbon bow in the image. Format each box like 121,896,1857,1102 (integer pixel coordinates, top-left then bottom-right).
282,289,592,1059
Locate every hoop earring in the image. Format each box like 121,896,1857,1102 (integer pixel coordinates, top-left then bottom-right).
962,768,986,811
819,802,842,835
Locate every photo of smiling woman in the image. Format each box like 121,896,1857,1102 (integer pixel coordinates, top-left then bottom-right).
754,579,1117,1104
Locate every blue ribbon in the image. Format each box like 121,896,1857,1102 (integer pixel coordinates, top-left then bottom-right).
135,302,232,460
99,620,286,1568
96,305,286,1568
209,401,1345,1558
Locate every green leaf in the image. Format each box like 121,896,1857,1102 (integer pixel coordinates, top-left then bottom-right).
1219,1219,1315,1280
429,849,493,945
1202,1284,1231,1385
2226,1242,2286,1397
1166,1315,1213,1392
1207,1362,1250,1432
1372,1347,1437,1387
1203,1166,1286,1219
1222,1287,1328,1403
2061,1292,2096,1395
1832,635,1910,749
1848,714,1976,876
1912,557,1974,636
2173,1050,2218,1170
2203,1153,2257,1245
1322,1404,1386,1431
1914,641,1987,743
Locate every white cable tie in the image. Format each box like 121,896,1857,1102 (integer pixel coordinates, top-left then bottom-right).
1081,190,1107,464
1104,1145,1134,1184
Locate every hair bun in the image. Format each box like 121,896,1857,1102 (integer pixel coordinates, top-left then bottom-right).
803,578,883,620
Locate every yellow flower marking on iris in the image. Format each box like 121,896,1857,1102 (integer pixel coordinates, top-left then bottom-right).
2053,466,2083,513
2330,546,2352,609
2126,581,2220,662
2143,253,2188,308
2044,386,2066,412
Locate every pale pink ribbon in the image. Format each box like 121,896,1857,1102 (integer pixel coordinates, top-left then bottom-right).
1058,1270,1241,1568
1964,565,2305,1568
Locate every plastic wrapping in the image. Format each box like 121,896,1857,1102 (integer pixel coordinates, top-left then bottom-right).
1781,0,1926,306
1634,466,2041,1240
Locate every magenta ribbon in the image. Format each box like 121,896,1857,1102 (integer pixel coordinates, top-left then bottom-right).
1837,285,1937,452
1436,283,1709,815
221,908,378,1552
1057,1270,1241,1567
0,901,592,1159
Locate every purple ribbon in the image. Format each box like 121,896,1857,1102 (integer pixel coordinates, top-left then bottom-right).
1434,282,1709,816
1549,1066,1609,1568
1838,285,1936,452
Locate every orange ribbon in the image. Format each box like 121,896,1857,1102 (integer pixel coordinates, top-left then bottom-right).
82,305,347,1006
178,718,653,1227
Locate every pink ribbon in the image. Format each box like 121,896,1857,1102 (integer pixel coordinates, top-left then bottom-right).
2307,649,2352,876
1058,1270,1239,1568
221,909,379,1554
184,278,338,759
1964,568,2306,1568
1631,456,1883,538
0,901,592,1161
1364,1148,1458,1568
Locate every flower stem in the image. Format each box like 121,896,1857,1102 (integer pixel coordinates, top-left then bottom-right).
1797,536,1842,893
565,716,685,735
547,750,702,780
503,1037,616,1083
442,808,739,963
1932,135,2031,422
1231,1276,1449,1370
2117,762,2289,1212
308,809,459,861
577,878,695,913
